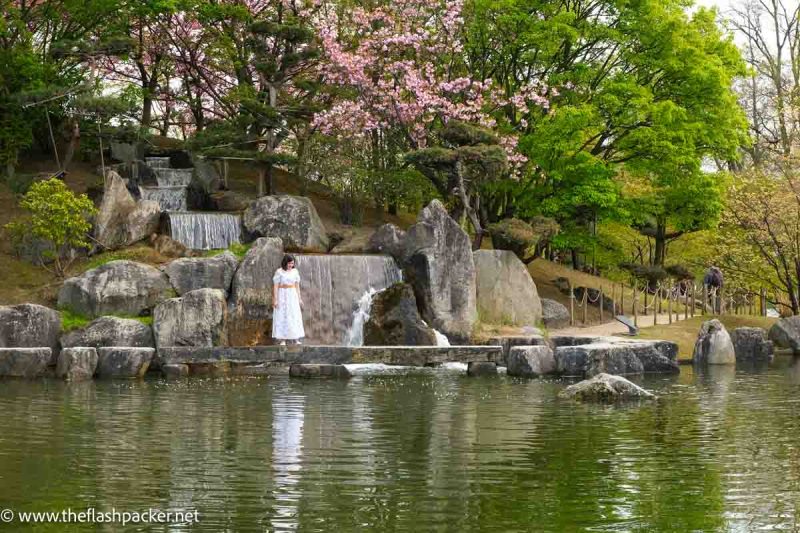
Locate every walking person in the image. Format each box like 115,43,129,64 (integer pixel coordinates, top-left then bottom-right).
272,254,305,345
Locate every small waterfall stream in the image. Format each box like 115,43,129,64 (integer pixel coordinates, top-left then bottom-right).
145,157,170,169
168,212,242,250
155,168,193,187
140,186,187,211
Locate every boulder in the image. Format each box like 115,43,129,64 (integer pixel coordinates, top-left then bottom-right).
473,250,542,327
558,373,656,402
243,195,329,252
150,234,195,258
0,348,52,378
768,316,800,353
56,347,98,381
541,298,570,329
94,172,161,250
228,237,284,345
507,346,557,377
367,224,406,261
58,260,173,318
153,288,228,348
554,339,679,377
163,251,239,296
209,190,252,212
402,200,477,343
467,361,498,376
0,304,61,357
329,229,371,254
96,347,153,378
693,319,736,365
192,157,222,192
363,283,437,346
731,327,774,363
486,335,548,366
61,316,154,349
289,363,352,379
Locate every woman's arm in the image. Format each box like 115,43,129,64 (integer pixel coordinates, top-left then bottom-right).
295,282,303,308
272,283,278,308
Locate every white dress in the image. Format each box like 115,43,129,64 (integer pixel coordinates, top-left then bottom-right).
272,268,305,340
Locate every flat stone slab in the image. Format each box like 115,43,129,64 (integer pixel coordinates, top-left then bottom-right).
554,336,679,377
97,347,154,378
0,348,52,378
289,364,352,379
158,345,503,367
486,335,547,365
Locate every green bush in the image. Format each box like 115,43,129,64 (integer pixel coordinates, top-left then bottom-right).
60,309,91,332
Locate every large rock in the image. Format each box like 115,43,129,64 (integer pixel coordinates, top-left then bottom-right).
153,288,228,348
58,260,173,318
209,190,252,212
228,237,284,345
367,224,406,261
96,347,153,378
541,298,570,329
554,338,679,377
507,345,556,377
402,200,477,343
0,348,52,378
486,335,548,365
61,316,154,349
150,234,194,259
363,283,437,346
473,250,542,327
769,316,800,353
56,347,98,381
693,319,736,365
243,195,329,252
0,304,61,357
94,172,160,249
163,252,238,296
731,327,774,363
558,373,656,402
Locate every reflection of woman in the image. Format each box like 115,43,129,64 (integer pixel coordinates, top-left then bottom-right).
272,255,305,345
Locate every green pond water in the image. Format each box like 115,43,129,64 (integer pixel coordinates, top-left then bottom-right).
2,361,800,532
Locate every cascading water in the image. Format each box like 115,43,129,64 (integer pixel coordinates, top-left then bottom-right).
344,288,378,346
140,185,187,211
168,212,242,250
433,330,451,347
155,168,193,187
292,255,402,345
145,157,170,169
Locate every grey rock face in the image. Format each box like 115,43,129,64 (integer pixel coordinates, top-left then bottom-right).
96,347,154,378
769,316,800,353
693,319,736,365
486,335,548,366
0,304,61,357
161,363,189,378
367,224,407,261
58,260,173,318
153,288,228,348
56,347,98,380
402,200,477,343
554,339,679,377
364,283,437,346
227,237,284,345
731,327,774,363
61,316,154,349
289,363,352,378
243,195,329,252
209,190,252,212
163,251,239,296
95,172,160,249
110,141,142,163
541,298,570,329
507,346,557,377
467,361,498,376
473,250,542,327
150,234,193,259
559,373,656,402
0,348,52,378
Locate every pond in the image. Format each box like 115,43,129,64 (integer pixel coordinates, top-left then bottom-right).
2,360,800,531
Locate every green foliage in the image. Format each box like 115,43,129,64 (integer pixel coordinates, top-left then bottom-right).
5,179,96,277
206,242,251,259
60,309,91,332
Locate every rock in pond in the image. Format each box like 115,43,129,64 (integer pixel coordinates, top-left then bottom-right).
693,319,736,365
507,346,557,377
154,288,228,348
161,363,190,378
364,283,437,346
56,347,98,381
403,200,477,343
0,348,52,378
289,364,351,379
473,249,542,327
61,316,154,349
96,347,154,378
731,327,774,363
555,338,679,377
559,373,656,402
541,298,570,330
486,335,548,366
0,303,61,357
769,316,800,353
243,195,329,252
163,251,239,296
58,260,173,318
467,361,498,376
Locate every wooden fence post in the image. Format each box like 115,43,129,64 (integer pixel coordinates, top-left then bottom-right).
569,280,574,326
668,288,672,324
582,289,588,325
703,285,708,315
619,284,624,316
761,288,767,317
633,285,639,327
654,287,658,326
684,284,689,320
691,284,695,318
599,287,604,323
644,289,649,316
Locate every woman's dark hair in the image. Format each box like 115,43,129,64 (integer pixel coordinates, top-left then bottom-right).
281,254,295,270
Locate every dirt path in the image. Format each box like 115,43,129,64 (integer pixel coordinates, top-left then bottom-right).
553,312,692,337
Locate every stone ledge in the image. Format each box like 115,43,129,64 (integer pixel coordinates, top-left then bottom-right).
0,348,52,378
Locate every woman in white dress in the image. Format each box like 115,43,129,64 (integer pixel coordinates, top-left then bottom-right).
272,254,305,345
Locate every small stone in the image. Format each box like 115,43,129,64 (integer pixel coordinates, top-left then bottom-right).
56,347,98,381
559,373,656,402
289,364,352,379
467,361,498,376
161,363,189,378
541,298,570,329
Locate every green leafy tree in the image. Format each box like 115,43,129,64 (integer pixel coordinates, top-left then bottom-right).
5,179,97,278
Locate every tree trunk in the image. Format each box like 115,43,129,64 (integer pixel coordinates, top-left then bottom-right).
61,119,80,171
257,167,266,197
571,249,581,270
653,221,667,267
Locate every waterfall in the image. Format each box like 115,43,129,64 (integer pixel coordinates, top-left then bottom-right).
145,157,170,169
433,330,451,347
140,186,187,211
292,255,402,345
168,212,242,250
344,288,378,346
155,168,193,187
